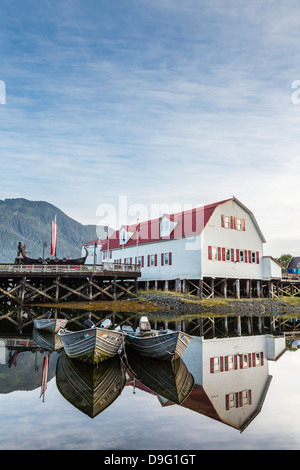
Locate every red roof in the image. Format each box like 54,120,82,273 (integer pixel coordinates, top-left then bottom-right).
101,198,233,251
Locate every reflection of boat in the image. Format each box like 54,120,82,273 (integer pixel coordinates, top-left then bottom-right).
56,351,126,418
32,328,63,351
34,311,68,333
124,317,193,361
58,320,125,364
126,349,194,405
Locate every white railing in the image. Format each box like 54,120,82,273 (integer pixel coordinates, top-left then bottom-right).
0,263,141,274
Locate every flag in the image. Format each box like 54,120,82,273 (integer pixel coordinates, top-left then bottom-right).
40,353,50,401
50,217,57,256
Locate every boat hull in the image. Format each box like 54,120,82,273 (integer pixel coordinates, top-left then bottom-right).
34,318,68,333
124,331,193,361
58,327,125,364
56,352,126,418
126,350,194,405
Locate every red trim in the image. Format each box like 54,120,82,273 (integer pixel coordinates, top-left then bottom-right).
161,253,164,266
169,252,172,265
208,246,212,260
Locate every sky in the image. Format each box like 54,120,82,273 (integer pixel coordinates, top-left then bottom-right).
0,0,300,257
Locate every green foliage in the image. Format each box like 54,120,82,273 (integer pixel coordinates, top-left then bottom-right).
276,254,293,271
0,198,98,263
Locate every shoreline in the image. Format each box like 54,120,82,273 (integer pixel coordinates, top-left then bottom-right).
33,290,300,316
132,291,300,316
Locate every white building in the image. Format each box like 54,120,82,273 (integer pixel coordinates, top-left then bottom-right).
81,238,106,265
92,197,281,289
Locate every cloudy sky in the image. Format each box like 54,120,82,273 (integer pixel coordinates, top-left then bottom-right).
0,0,300,256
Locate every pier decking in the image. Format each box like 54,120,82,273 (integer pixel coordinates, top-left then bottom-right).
0,263,141,305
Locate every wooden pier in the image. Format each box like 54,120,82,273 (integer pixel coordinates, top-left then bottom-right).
138,275,300,299
0,263,141,306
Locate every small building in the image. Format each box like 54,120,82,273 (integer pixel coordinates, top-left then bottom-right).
287,257,300,274
81,239,106,265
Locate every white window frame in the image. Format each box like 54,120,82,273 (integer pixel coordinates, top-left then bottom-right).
213,357,220,373
164,253,170,265
224,216,230,229
239,250,245,262
212,246,218,261
150,254,155,267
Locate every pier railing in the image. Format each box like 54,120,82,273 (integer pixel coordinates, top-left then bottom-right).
0,262,141,275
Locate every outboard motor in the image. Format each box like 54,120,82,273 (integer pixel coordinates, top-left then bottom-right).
139,316,151,333
83,319,96,329
100,318,112,329
44,311,52,319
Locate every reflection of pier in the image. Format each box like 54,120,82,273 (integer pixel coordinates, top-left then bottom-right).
141,276,300,299
0,263,141,306
1,306,300,340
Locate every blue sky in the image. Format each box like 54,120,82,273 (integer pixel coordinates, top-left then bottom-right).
0,0,300,256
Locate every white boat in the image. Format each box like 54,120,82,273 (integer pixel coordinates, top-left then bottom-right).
123,316,193,361
34,311,68,333
58,319,125,364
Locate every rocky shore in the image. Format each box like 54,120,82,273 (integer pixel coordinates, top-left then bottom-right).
133,292,300,316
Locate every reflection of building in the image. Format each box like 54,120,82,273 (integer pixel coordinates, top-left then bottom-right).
180,335,286,431
126,334,286,432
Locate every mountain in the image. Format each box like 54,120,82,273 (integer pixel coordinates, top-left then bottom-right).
0,198,108,263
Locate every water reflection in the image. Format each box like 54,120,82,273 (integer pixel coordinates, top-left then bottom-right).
125,350,194,405
56,352,126,418
0,305,297,437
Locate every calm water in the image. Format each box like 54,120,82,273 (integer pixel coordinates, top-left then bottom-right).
0,307,300,451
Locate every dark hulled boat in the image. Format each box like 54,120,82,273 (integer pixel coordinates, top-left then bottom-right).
15,246,88,265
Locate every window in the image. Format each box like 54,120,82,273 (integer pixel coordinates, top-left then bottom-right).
228,393,235,409
243,354,248,368
237,218,242,231
242,390,249,406
255,352,261,366
224,216,230,228
214,357,220,373
239,250,244,262
252,252,256,263
120,229,127,244
212,247,218,260
136,256,142,266
150,254,155,266
228,355,234,371
225,248,230,261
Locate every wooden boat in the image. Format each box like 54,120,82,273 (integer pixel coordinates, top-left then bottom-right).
123,316,193,361
56,351,126,418
126,349,194,405
58,319,125,364
15,246,88,265
32,328,63,351
33,311,68,333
